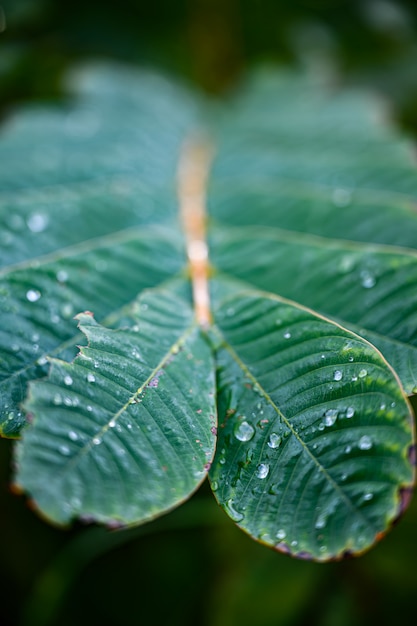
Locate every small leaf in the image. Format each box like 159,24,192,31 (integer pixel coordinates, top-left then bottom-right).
210,288,414,560
15,289,217,526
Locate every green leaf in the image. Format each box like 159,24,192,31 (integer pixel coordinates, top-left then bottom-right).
1,64,416,559
15,288,216,526
0,229,185,436
209,70,417,394
211,227,417,393
0,64,195,436
210,288,414,560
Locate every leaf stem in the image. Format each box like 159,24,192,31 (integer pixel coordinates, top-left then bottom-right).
179,135,213,328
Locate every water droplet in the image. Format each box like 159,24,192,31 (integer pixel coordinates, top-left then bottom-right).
64,375,73,386
345,445,352,453
333,370,343,381
56,270,69,282
87,373,96,383
290,540,298,548
276,529,286,540
358,435,372,450
324,409,338,426
363,492,373,501
360,270,376,289
346,407,355,418
26,289,41,302
234,420,255,442
315,515,327,529
332,187,352,207
256,463,269,479
53,394,62,405
318,422,325,431
284,331,291,339
348,356,354,362
64,397,73,406
37,356,48,366
267,433,281,449
390,401,396,408
87,405,93,412
358,369,367,378
59,445,70,455
68,430,78,441
27,213,49,233
109,418,116,428
95,260,108,272
380,403,386,410
60,303,74,318
92,437,101,445
211,480,219,492
351,375,358,382
225,498,244,522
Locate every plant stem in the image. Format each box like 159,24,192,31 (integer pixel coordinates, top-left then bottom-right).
179,135,213,328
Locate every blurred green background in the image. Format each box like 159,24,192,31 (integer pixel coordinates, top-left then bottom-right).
1,1,417,625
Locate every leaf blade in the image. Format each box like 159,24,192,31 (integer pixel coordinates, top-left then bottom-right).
14,289,217,525
210,288,414,560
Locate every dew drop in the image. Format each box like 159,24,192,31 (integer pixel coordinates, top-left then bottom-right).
225,499,244,522
315,515,327,529
92,437,101,445
53,394,62,405
37,356,48,366
284,331,291,339
64,375,73,386
27,213,49,233
346,407,355,418
68,430,78,441
358,369,367,378
333,370,343,381
87,373,96,383
26,289,41,302
380,403,386,410
358,435,372,450
363,492,373,501
351,375,358,382
267,433,281,449
64,397,73,406
60,303,74,318
234,420,255,442
276,529,286,540
87,405,93,412
109,419,116,428
360,270,376,289
345,445,352,454
332,187,352,207
59,445,70,455
211,480,219,492
56,270,69,282
324,409,338,426
256,463,269,479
